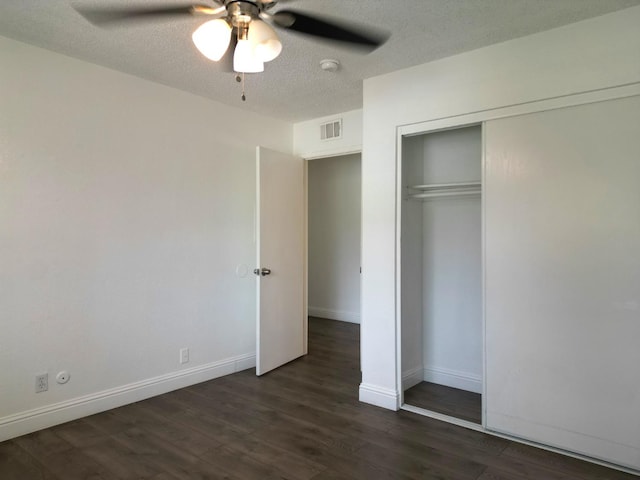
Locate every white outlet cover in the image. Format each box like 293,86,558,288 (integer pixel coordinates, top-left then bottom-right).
35,373,48,393
180,348,189,364
56,371,70,384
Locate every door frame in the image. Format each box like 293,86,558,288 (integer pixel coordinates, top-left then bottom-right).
395,119,486,432
303,160,308,355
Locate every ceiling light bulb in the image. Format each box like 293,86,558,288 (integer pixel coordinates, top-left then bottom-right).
248,20,282,62
234,39,264,73
192,19,232,61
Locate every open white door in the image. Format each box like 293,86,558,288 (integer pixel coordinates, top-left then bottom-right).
256,146,306,376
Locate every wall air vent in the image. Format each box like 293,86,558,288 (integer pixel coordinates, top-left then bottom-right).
320,119,342,141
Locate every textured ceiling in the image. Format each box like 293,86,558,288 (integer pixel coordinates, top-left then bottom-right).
1,0,639,122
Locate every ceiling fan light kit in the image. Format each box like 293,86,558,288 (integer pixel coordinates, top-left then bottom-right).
229,19,282,72
195,1,282,73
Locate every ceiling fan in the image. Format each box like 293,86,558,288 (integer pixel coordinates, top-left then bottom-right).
75,1,389,99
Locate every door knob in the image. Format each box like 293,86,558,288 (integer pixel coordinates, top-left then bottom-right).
253,268,271,276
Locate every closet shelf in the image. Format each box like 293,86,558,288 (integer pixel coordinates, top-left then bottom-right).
406,181,481,200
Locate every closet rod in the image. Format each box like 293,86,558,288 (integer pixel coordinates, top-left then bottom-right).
410,190,481,199
408,181,481,191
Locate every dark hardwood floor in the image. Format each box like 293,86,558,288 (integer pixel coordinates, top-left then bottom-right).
0,317,635,479
404,382,482,425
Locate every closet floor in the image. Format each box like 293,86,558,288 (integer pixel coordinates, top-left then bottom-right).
404,381,482,424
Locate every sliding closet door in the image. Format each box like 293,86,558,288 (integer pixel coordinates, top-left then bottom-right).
485,95,640,470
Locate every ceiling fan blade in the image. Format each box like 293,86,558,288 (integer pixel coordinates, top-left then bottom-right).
269,10,389,50
74,4,218,27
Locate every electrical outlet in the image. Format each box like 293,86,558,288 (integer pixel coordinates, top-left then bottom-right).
35,373,48,393
180,347,189,364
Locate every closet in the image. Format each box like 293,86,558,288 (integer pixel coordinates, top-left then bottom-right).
400,124,483,425
395,95,640,469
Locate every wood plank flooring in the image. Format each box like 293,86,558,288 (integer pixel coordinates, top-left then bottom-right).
0,317,635,479
404,382,482,424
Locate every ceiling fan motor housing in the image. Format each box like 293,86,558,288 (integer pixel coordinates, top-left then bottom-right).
226,1,260,39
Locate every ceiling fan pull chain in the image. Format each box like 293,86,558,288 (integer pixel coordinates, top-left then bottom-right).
241,72,246,101
235,72,247,101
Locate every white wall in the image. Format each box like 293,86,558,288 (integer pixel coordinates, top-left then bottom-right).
421,196,482,393
308,154,361,323
359,3,640,414
293,109,362,160
421,128,482,393
0,36,292,440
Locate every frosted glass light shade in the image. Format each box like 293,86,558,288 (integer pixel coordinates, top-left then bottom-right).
192,19,232,61
255,38,282,63
248,20,282,62
233,39,264,73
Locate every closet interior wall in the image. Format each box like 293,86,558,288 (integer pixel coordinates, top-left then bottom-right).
401,125,483,399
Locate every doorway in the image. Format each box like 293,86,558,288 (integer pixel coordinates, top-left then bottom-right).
307,153,362,378
307,153,362,362
254,149,361,376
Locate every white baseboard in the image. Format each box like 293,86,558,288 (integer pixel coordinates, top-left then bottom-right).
359,383,399,410
402,366,424,390
0,353,256,442
308,306,360,324
423,366,482,394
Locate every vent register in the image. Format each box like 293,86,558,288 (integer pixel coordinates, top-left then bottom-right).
320,119,342,141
